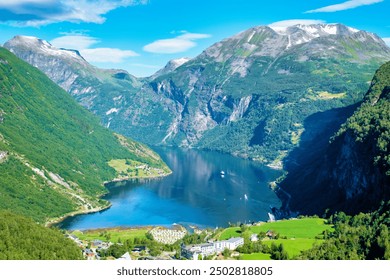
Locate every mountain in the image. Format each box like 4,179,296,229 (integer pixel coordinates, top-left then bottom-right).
151,57,191,79
4,36,176,144
147,23,390,164
0,210,83,259
5,24,390,165
279,61,390,215
0,47,170,223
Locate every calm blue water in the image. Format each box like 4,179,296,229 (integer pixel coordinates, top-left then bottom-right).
58,147,282,230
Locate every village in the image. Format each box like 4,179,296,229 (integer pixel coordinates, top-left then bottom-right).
65,220,285,260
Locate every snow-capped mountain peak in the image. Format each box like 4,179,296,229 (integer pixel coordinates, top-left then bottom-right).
170,57,191,68
270,23,359,37
150,57,191,78
5,35,85,62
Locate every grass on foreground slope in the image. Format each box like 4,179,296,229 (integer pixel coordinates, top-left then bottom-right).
0,47,170,222
300,201,390,260
71,227,150,243
241,252,272,260
219,218,331,240
218,218,333,259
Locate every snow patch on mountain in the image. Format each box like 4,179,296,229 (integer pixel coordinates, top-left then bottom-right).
270,23,359,37
151,57,191,79
106,108,119,115
5,36,85,62
170,57,190,68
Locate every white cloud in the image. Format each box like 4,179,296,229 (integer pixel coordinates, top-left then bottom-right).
51,35,100,50
383,38,390,46
81,48,139,63
178,33,211,40
143,32,211,54
143,38,196,54
0,0,52,5
268,19,326,29
0,0,148,26
305,0,383,13
51,34,139,63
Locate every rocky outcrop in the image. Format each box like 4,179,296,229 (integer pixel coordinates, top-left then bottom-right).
0,151,7,162
146,24,390,160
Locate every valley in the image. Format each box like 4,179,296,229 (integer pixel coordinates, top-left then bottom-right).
5,24,390,165
0,47,171,224
63,201,390,260
57,147,282,231
0,21,389,261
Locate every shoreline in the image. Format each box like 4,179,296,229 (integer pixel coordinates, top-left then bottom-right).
45,203,112,228
74,225,155,233
104,169,172,184
47,170,172,228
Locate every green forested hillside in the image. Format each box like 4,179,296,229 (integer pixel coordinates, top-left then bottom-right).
144,25,390,164
280,61,390,215
6,26,390,165
300,201,390,260
336,61,390,175
0,211,83,259
0,47,170,222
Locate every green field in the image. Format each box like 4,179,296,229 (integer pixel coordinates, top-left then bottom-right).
251,218,332,238
219,218,332,240
218,218,333,259
219,227,242,240
241,253,271,260
71,227,150,243
263,239,323,258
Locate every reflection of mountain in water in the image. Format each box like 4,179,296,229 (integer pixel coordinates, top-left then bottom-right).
59,148,282,230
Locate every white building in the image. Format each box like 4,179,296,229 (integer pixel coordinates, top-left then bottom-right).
181,243,214,260
181,237,244,260
214,237,244,251
250,234,259,242
117,252,132,260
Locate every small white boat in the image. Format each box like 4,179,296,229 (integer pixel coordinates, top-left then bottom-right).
244,194,248,201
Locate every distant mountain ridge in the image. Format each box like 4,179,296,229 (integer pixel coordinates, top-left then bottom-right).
150,57,191,79
4,23,390,164
145,23,390,163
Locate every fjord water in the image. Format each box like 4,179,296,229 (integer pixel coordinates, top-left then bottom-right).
59,148,282,230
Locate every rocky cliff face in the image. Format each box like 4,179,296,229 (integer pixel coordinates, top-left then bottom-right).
147,24,390,162
280,62,390,215
4,36,91,94
4,24,390,163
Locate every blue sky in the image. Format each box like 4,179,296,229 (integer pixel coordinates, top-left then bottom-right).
0,0,389,77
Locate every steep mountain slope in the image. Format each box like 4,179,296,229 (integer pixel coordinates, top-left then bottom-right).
148,24,390,163
280,61,390,215
4,36,175,144
0,47,170,223
5,24,390,164
0,211,83,259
